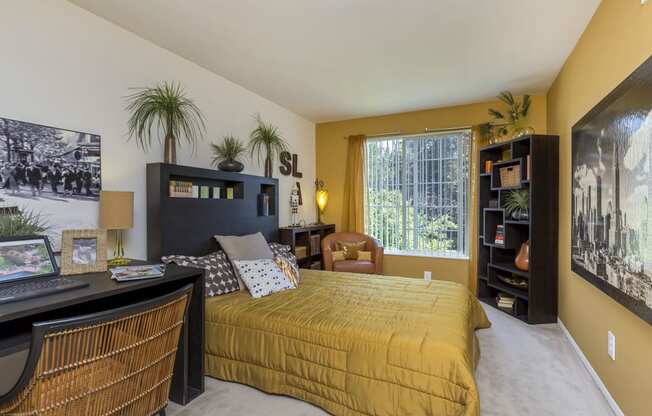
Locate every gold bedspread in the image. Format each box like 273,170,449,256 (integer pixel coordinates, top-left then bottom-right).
205,269,491,416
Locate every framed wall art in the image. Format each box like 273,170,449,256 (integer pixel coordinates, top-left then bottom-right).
571,55,652,325
0,116,101,251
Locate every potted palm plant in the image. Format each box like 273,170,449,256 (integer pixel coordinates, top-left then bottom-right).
125,81,205,164
211,135,247,172
249,114,288,178
488,91,534,139
504,189,529,221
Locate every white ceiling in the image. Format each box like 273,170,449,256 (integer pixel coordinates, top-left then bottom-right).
69,0,600,123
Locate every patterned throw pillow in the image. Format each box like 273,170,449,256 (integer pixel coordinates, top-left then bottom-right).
275,256,300,287
357,251,372,261
332,250,346,262
337,241,367,260
233,259,295,298
269,242,300,271
162,251,240,296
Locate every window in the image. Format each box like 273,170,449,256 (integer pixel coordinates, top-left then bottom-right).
365,130,470,257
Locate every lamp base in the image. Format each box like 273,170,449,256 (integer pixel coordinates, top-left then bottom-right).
108,256,131,267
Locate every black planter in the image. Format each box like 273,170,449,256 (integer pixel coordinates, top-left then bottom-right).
217,159,244,172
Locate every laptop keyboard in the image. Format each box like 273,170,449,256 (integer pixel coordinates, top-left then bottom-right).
0,277,89,304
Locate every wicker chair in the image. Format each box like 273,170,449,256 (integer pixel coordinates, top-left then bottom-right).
0,284,193,416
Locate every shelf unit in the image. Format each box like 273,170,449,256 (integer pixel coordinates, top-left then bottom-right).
147,163,279,260
477,135,559,324
279,223,336,269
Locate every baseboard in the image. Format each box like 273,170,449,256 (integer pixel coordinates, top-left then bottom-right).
557,318,624,416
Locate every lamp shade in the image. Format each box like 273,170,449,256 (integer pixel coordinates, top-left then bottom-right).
316,189,329,213
99,191,134,230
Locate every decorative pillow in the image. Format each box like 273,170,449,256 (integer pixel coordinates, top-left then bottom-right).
275,256,300,287
357,251,372,261
233,259,295,298
332,250,346,262
269,242,300,271
215,232,275,290
337,241,367,260
162,251,239,296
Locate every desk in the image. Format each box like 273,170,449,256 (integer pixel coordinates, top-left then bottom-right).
0,264,204,406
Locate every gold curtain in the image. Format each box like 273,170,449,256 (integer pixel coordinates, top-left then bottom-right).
342,134,366,232
467,126,484,294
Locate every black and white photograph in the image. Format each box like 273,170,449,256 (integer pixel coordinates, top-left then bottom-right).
0,116,101,250
71,237,98,265
571,56,652,324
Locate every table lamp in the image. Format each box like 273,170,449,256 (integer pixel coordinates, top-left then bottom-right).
315,179,329,224
100,191,134,266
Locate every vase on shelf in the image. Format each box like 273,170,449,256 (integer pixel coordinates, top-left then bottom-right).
511,208,529,221
217,159,244,172
515,241,529,271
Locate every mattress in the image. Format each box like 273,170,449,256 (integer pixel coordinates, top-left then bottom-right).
205,269,491,416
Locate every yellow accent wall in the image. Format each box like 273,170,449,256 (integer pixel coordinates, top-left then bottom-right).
547,1,652,415
316,96,547,287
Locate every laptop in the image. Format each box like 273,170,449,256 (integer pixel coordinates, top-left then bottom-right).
0,235,88,305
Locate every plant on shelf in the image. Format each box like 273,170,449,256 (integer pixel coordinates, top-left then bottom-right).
249,114,288,178
0,208,48,236
503,189,529,221
125,81,206,164
488,91,534,139
211,135,247,172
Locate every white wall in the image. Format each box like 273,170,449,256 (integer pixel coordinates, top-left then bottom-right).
0,1,316,259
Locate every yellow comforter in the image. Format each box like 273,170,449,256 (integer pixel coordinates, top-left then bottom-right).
205,270,490,416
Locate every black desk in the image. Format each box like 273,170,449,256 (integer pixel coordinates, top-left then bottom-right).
0,264,205,406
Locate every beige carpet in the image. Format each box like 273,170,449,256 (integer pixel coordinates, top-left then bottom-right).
168,302,614,416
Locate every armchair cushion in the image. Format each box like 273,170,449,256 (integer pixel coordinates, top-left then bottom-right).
333,260,375,274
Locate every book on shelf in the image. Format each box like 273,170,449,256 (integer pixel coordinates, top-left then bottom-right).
309,234,321,255
494,225,505,245
496,292,515,310
200,186,209,199
169,180,194,198
226,187,234,199
212,187,221,199
192,185,199,198
295,245,308,259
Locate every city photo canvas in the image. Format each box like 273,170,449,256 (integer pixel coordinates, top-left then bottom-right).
0,117,101,251
571,55,652,325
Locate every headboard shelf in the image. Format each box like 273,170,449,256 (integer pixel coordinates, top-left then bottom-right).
147,163,279,261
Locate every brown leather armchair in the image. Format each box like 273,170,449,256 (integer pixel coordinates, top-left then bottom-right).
322,232,384,274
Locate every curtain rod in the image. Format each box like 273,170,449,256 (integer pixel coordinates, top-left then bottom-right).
345,122,511,139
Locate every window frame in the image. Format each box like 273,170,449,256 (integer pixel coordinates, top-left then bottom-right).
364,129,471,259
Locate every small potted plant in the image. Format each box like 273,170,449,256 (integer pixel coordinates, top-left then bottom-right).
504,189,529,221
249,114,288,178
125,81,205,164
211,135,247,172
488,91,534,139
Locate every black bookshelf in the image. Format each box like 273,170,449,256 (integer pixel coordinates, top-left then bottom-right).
477,135,559,324
147,163,279,261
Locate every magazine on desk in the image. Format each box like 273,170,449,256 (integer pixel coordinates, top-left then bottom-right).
110,264,166,282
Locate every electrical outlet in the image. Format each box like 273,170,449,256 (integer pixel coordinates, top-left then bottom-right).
424,271,432,282
608,331,616,361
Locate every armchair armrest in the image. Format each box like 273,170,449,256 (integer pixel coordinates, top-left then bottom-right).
369,238,384,275
322,244,334,271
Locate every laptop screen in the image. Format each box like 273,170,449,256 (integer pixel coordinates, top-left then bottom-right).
0,238,57,284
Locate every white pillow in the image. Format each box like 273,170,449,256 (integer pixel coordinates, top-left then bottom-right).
232,259,295,298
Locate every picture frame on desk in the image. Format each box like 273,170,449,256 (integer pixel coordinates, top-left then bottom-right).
60,229,108,275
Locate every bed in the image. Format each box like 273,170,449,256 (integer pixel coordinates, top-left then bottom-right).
204,269,491,416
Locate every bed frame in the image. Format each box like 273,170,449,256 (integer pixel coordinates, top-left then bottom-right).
146,163,279,260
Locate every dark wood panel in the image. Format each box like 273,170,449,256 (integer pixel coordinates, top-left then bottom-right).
147,163,279,260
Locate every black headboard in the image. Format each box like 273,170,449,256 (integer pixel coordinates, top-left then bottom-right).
146,163,279,260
